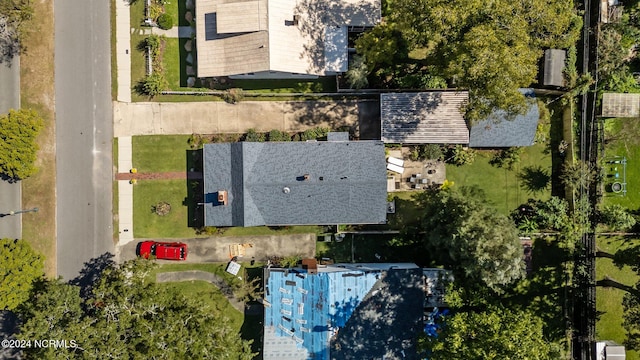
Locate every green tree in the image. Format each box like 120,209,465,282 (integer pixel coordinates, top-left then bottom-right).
424,306,556,360
0,109,44,181
359,0,581,120
600,204,636,231
17,260,255,359
345,55,369,89
560,161,595,194
416,187,525,292
0,238,44,311
0,0,33,61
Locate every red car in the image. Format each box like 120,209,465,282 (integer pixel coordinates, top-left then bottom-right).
137,241,188,261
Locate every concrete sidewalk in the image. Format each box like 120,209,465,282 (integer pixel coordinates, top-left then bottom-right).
114,100,379,137
117,137,134,246
115,0,131,102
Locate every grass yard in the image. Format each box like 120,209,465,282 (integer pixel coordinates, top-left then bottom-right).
133,179,199,238
446,144,552,216
596,236,640,360
223,225,321,237
132,135,192,172
602,118,640,209
111,0,118,98
316,234,419,264
20,0,57,277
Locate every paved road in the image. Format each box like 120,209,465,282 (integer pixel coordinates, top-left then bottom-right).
0,56,22,240
118,234,316,263
55,0,114,280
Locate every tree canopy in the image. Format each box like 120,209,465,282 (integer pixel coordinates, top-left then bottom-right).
0,0,33,63
355,0,582,120
17,260,255,359
424,306,556,360
415,187,525,292
0,109,44,181
0,238,43,311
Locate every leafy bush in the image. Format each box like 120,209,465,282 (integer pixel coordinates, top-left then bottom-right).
295,127,330,141
446,145,476,166
268,129,291,142
137,73,168,97
345,55,369,89
244,128,266,142
187,134,206,149
156,13,173,30
222,88,244,104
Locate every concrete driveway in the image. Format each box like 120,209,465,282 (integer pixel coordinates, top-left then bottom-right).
113,100,380,139
118,234,316,263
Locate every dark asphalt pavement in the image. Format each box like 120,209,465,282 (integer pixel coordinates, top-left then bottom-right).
54,0,114,280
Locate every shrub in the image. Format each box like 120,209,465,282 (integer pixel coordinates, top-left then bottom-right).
152,201,171,216
420,144,443,160
222,88,244,104
295,127,330,141
156,13,173,30
244,128,266,142
447,145,476,166
137,73,168,97
268,129,291,142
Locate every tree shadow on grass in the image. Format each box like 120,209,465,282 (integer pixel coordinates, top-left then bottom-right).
518,165,551,194
502,237,570,340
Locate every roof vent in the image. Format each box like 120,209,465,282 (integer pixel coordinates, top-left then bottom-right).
303,174,310,181
319,176,324,181
293,14,300,25
283,187,291,194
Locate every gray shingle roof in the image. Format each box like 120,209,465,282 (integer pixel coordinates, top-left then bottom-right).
380,92,470,144
469,89,540,148
203,141,387,227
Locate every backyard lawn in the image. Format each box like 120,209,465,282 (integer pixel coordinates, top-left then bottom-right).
446,144,552,216
602,117,640,209
133,179,199,238
596,236,640,360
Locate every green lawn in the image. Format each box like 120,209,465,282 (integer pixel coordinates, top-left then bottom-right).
316,234,419,264
446,144,552,216
162,37,181,89
132,135,192,172
133,179,199,238
596,236,640,360
602,117,640,209
222,225,321,237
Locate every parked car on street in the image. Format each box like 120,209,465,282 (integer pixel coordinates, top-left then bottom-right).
136,241,187,260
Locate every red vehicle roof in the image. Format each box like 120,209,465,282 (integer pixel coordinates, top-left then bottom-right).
137,241,187,260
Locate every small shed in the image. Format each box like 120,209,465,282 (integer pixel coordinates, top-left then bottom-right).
596,340,626,360
381,92,470,144
601,93,640,117
543,49,566,87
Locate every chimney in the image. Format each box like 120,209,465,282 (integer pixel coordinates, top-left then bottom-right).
218,190,228,205
293,14,300,25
